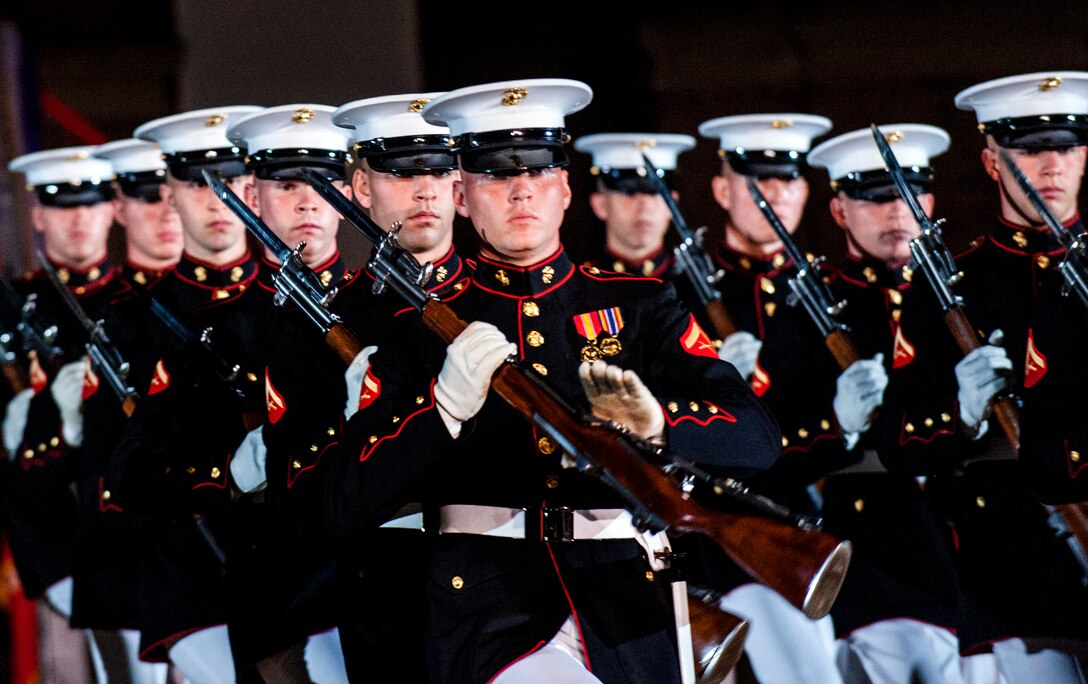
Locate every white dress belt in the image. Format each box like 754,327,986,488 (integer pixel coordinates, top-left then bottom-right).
380,502,425,531
439,504,642,541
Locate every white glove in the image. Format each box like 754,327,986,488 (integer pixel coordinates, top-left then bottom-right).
434,321,516,438
718,331,762,380
956,342,1012,433
230,425,268,494
3,388,34,458
50,359,86,447
579,360,665,442
833,354,887,443
344,345,379,420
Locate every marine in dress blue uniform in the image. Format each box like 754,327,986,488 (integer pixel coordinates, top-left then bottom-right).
314,79,781,684
675,113,843,684
808,124,967,683
108,105,266,681
4,145,123,681
573,132,694,279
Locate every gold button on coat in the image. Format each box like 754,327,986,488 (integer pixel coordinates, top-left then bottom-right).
526,330,544,347
451,576,464,589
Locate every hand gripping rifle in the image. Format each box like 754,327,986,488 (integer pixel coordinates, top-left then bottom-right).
301,167,851,619
745,179,861,371
640,152,738,341
200,169,364,365
999,149,1088,310
36,251,138,417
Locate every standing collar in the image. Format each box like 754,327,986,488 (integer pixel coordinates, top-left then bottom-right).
122,261,172,289
45,255,116,296
423,246,466,293
175,249,258,295
602,245,674,278
470,247,575,298
714,243,792,276
840,255,913,290
988,213,1081,255
258,250,349,291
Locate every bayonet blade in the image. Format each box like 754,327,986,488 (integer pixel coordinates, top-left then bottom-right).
745,178,808,269
998,149,1069,242
641,151,694,241
200,169,292,264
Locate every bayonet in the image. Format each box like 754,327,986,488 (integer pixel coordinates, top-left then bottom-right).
640,152,737,340
745,179,859,370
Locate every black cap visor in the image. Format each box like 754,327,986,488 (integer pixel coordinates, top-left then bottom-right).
165,147,249,183
116,170,166,202
724,149,806,179
596,167,675,194
833,167,934,203
248,148,348,181
456,128,569,174
34,180,113,208
983,115,1088,150
357,134,458,175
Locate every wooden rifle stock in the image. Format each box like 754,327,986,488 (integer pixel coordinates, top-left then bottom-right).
421,301,851,618
1,362,27,393
325,322,365,365
825,328,862,372
688,596,748,682
705,299,739,342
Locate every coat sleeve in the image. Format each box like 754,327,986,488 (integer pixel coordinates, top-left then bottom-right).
642,283,782,478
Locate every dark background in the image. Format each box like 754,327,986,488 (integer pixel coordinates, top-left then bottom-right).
2,0,1087,275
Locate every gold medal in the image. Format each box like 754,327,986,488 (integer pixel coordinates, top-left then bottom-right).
580,344,601,363
599,336,622,356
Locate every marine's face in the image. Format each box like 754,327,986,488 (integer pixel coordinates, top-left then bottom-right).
713,165,809,250
983,140,1087,225
589,188,672,256
164,174,252,262
352,165,458,257
247,177,345,267
831,192,933,265
114,189,184,266
454,167,571,266
31,201,113,268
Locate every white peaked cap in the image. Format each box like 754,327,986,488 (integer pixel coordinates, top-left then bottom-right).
94,138,166,174
955,71,1088,122
698,113,832,152
574,133,696,170
226,104,350,153
134,105,265,154
422,78,593,136
333,93,450,144
8,146,113,186
808,124,950,181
